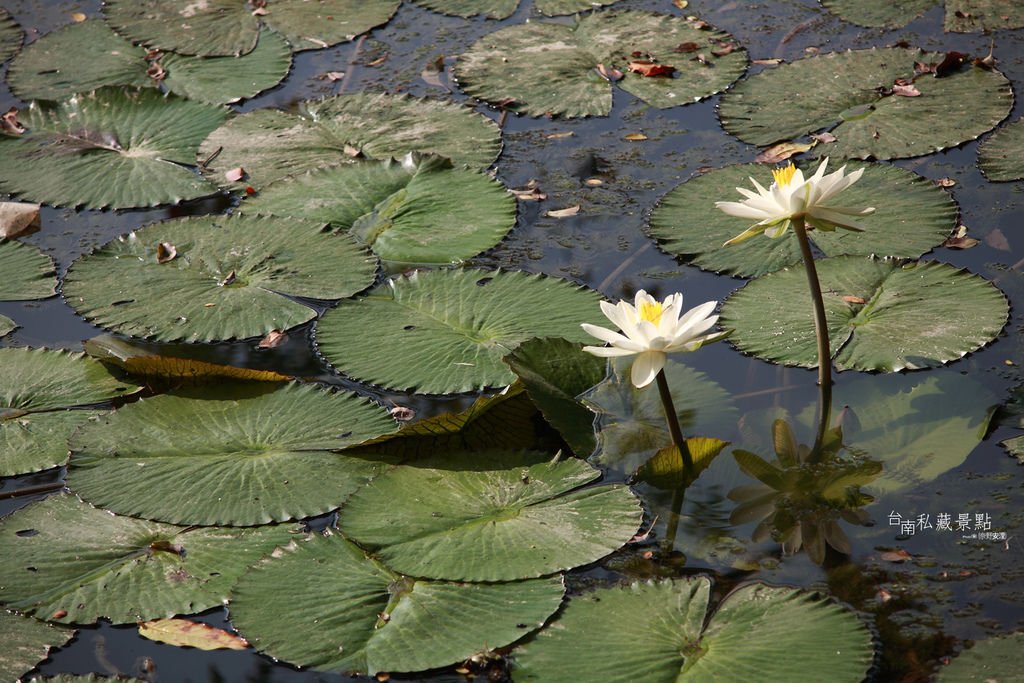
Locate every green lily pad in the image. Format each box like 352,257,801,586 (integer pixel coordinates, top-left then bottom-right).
0,315,14,338
0,494,297,625
338,451,642,581
455,11,747,118
721,256,1009,372
104,0,400,56
649,162,957,278
199,92,501,191
514,578,873,682
0,9,22,64
315,268,603,394
230,533,564,675
937,632,1024,681
824,0,1024,30
63,214,377,343
1,348,139,477
66,383,398,526
0,610,74,682
719,47,1012,159
819,0,937,28
979,117,1024,181
241,153,515,267
0,87,225,210
0,240,56,301
411,0,625,18
945,1,1024,30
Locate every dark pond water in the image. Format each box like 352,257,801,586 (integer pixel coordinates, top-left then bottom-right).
4,0,1024,681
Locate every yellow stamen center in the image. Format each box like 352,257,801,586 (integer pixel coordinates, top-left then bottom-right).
772,163,797,187
639,301,664,325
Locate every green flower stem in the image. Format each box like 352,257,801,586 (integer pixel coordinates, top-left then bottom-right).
664,486,685,551
793,217,833,388
655,369,693,472
812,376,833,459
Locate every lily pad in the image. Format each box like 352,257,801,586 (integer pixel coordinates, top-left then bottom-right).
455,11,747,118
315,268,604,394
0,87,225,210
411,0,625,18
721,256,1009,372
199,92,501,191
823,0,1024,31
0,610,74,682
63,214,377,343
513,578,873,682
0,240,56,301
979,117,1024,181
0,494,297,624
104,0,400,56
230,533,565,675
0,8,22,64
1,348,138,477
242,153,515,267
819,0,937,28
945,1,1024,31
0,315,13,338
649,162,957,278
718,47,1012,159
338,451,642,581
66,383,399,526
937,632,1024,681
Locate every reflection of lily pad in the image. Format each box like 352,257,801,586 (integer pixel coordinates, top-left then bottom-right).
0,610,74,682
231,534,564,675
199,92,501,190
0,494,297,625
242,154,515,267
412,0,625,18
822,0,1024,31
721,256,1009,372
649,162,956,278
0,240,56,301
0,9,22,64
316,269,603,394
455,11,747,118
339,451,642,581
67,383,398,526
0,88,225,210
63,215,377,343
105,0,400,56
514,578,873,683
979,117,1024,181
719,47,1012,159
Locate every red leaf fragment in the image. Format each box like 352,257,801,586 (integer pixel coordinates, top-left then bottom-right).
258,330,287,349
245,186,256,196
674,42,700,53
628,61,675,77
880,548,912,562
225,167,246,182
935,51,967,77
595,63,623,82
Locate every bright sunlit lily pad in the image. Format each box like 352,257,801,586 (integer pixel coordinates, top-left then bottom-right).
411,0,625,18
0,9,22,64
0,610,74,681
0,240,56,301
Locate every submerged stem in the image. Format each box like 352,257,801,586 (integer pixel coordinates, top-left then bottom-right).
793,217,832,388
655,369,693,472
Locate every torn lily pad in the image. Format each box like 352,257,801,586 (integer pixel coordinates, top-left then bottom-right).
411,0,626,19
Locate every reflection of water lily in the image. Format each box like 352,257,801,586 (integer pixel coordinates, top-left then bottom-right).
715,158,875,245
581,290,722,388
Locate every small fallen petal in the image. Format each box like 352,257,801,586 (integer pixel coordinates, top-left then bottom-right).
672,0,688,8
225,167,246,182
258,330,287,349
810,131,837,143
546,205,581,218
390,405,416,421
624,132,648,141
323,71,345,81
343,144,363,158
156,242,177,264
1,107,25,135
628,61,675,77
0,201,41,239
584,178,603,186
71,12,87,22
892,83,921,97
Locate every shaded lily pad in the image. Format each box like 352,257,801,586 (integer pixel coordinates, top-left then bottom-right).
315,268,603,394
514,578,873,682
230,533,564,675
0,315,13,338
819,0,937,28
937,632,1024,681
0,8,22,64
979,117,1024,181
104,0,400,56
0,494,297,624
67,383,399,526
649,162,956,278
199,92,501,190
721,256,1009,372
0,240,56,301
411,0,625,18
242,153,515,267
0,88,225,209
455,11,747,118
1,348,138,477
718,47,1012,159
0,610,74,682
634,438,730,491
823,0,1024,31
338,451,642,581
63,214,377,343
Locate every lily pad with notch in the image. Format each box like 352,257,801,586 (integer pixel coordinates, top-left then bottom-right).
410,0,626,18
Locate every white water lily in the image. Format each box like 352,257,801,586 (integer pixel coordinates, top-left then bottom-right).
582,290,722,389
714,158,875,245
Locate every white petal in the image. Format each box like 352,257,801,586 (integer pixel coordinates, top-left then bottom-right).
583,345,638,358
581,323,646,351
715,201,773,220
630,351,666,388
675,300,718,335
808,207,873,231
600,299,635,333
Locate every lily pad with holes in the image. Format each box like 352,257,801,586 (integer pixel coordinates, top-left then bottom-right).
67,382,398,526
0,240,56,301
315,268,604,394
649,161,956,278
937,632,1024,681
411,0,625,18
0,494,297,625
0,610,74,681
514,577,873,683
455,11,747,118
242,153,515,267
718,47,1012,159
230,533,564,675
199,92,501,191
63,214,377,343
338,451,642,581
1,348,138,477
0,88,225,210
721,256,1009,372
979,117,1024,181
0,9,22,64
104,0,400,56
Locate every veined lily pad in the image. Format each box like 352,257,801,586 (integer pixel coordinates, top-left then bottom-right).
0,9,22,64
315,268,604,394
721,257,1009,372
0,240,56,301
104,0,400,56
1,348,138,477
514,578,873,682
0,88,225,210
979,117,1024,181
649,162,956,278
67,382,399,526
455,11,747,118
338,451,642,581
199,92,501,190
242,153,515,267
0,494,297,625
63,214,377,343
937,632,1024,681
411,0,625,18
718,47,1012,159
0,610,74,681
822,0,1024,31
230,533,565,675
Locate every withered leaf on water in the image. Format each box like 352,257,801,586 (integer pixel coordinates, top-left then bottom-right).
891,83,920,97
672,0,688,8
512,180,546,201
810,132,837,143
754,141,812,164
390,405,415,421
156,242,177,264
943,225,979,250
753,58,783,66
258,329,287,348
139,618,250,651
880,548,913,562
421,56,449,90
627,61,675,78
595,63,623,82
624,132,648,141
71,12,87,22
545,131,574,139
0,201,41,239
935,51,967,77
321,71,345,81
546,204,581,218
936,177,956,188
1,107,25,135
711,40,738,57
674,42,700,53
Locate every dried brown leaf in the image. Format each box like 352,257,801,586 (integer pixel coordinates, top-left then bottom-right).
258,329,287,349
139,618,250,651
1,107,25,135
596,63,623,82
810,132,837,143
0,202,41,239
754,141,813,164
156,242,177,264
624,132,648,141
628,61,675,77
546,205,581,218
